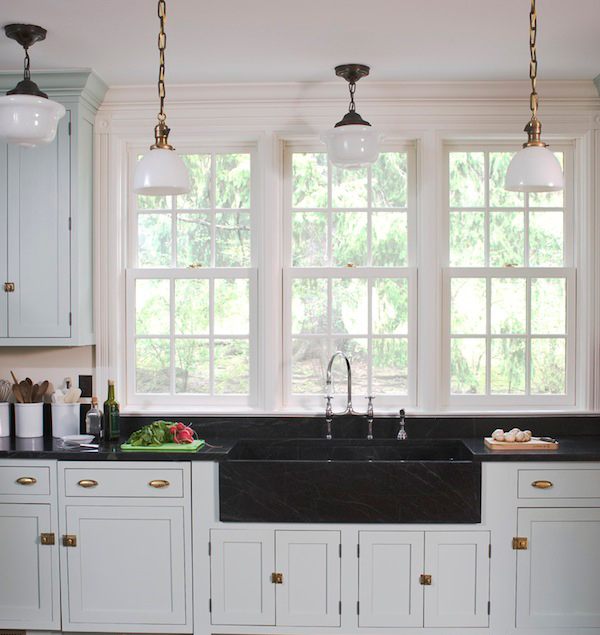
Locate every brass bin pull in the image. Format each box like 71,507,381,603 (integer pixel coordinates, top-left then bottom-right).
531,480,553,489
149,479,170,488
78,479,98,488
16,476,37,486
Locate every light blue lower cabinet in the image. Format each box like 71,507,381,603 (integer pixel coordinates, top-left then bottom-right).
2,459,600,634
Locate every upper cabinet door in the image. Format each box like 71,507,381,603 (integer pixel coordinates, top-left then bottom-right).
516,507,600,629
62,504,187,631
423,531,490,628
210,529,275,626
0,503,57,628
6,114,71,339
0,143,7,338
275,530,341,627
358,531,424,628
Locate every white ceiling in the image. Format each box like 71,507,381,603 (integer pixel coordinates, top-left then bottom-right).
1,0,600,87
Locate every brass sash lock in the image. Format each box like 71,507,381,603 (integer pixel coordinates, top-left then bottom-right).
271,573,283,584
420,574,432,585
63,535,77,547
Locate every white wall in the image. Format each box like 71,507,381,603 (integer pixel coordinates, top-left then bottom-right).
0,346,95,397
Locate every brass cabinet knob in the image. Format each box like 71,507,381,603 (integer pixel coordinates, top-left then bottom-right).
271,573,283,584
62,535,77,547
16,476,37,485
531,480,553,489
149,479,170,488
420,574,432,585
77,479,98,488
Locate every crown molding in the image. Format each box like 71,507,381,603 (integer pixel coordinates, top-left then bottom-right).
101,79,600,109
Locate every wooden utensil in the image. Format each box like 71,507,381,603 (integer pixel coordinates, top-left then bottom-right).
12,383,24,403
19,380,31,403
30,384,39,403
36,380,49,403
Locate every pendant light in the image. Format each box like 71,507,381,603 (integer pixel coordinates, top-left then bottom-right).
0,24,66,148
320,64,384,170
505,0,564,192
133,0,190,195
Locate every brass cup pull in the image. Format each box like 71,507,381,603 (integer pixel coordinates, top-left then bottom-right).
77,479,98,488
16,476,37,486
149,479,170,488
532,480,553,489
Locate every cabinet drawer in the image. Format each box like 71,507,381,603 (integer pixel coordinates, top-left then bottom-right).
64,467,184,497
518,469,600,498
0,466,50,495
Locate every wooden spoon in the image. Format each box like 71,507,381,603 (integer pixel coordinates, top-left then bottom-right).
36,380,49,403
12,383,24,403
30,384,39,403
19,380,31,403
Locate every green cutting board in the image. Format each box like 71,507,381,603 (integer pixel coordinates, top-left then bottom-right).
120,440,205,452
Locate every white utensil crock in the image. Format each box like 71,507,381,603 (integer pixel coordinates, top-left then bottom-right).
15,402,44,438
0,402,10,437
51,403,80,438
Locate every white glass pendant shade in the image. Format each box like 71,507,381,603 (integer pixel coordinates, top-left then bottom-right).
0,94,66,147
133,148,191,195
320,124,384,170
505,145,564,192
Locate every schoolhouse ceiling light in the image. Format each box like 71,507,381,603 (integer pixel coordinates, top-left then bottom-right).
320,64,384,170
133,0,190,196
0,24,66,148
505,0,564,192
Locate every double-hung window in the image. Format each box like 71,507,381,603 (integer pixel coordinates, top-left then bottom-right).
283,144,417,409
126,147,258,407
443,145,575,406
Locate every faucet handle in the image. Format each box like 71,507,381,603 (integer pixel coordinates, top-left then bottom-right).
397,408,407,440
365,396,374,418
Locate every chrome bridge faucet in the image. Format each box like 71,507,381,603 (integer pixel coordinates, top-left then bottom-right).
324,351,374,440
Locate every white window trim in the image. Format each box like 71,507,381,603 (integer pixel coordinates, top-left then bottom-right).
93,82,600,415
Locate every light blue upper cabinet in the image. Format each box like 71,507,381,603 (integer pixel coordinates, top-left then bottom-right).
0,71,108,345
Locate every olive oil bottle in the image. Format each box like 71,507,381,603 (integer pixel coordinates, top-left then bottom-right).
103,380,120,442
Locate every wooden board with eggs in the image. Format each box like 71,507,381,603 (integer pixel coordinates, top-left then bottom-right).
484,427,559,450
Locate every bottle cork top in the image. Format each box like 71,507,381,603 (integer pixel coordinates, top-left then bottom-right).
108,379,115,386
91,397,98,406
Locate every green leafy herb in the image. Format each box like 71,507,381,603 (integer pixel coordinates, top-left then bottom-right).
126,420,174,447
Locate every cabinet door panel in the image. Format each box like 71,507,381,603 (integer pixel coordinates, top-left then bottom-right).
0,503,55,624
424,531,490,627
275,530,341,627
0,143,7,337
358,531,424,627
6,114,70,338
63,505,186,629
210,529,275,626
517,507,600,628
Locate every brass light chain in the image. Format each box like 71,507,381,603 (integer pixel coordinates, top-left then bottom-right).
157,0,167,123
529,0,538,119
151,0,174,150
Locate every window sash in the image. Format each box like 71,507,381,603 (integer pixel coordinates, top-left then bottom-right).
442,267,576,406
126,267,258,407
